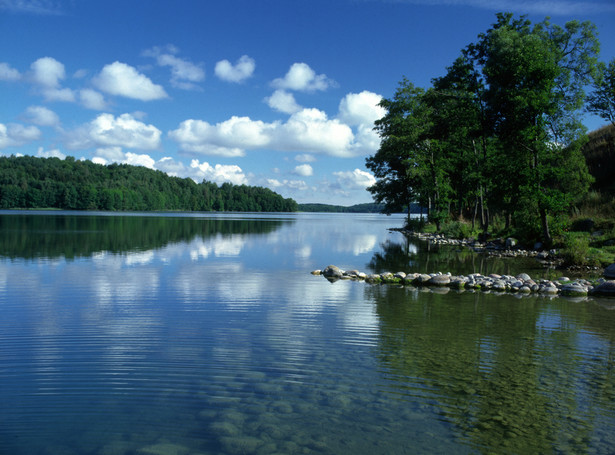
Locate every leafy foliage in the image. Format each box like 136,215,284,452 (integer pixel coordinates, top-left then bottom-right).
0,156,298,212
587,58,615,126
367,13,600,246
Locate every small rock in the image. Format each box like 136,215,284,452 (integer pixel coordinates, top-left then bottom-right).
540,286,559,295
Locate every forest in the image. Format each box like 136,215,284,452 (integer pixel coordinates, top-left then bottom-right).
0,155,298,212
366,13,615,247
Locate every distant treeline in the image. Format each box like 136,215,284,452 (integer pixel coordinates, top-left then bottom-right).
298,202,422,213
0,156,298,212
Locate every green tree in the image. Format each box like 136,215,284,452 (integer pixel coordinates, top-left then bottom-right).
366,80,432,224
468,13,598,244
587,58,615,126
428,54,493,231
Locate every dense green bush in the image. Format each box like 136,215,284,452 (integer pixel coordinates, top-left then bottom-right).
561,232,591,266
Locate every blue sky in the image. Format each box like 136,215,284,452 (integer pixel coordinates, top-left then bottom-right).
1,0,614,206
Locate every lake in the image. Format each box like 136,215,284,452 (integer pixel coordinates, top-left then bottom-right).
1,211,614,455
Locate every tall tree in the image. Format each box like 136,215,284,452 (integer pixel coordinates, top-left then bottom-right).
366,79,431,223
428,54,493,231
468,13,598,244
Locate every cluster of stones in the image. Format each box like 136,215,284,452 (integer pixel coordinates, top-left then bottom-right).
312,265,615,297
407,231,554,260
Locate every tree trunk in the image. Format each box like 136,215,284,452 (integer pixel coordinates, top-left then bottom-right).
540,208,552,246
472,197,478,231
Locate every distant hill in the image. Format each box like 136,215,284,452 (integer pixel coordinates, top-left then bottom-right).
298,202,422,213
298,203,385,213
583,123,615,193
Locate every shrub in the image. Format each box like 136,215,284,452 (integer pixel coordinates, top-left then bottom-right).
561,232,590,266
441,220,473,239
405,217,426,232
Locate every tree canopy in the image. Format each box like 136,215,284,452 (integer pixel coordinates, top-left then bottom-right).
0,155,298,212
366,13,602,245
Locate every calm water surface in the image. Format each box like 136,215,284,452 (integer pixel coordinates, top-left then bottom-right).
0,211,614,455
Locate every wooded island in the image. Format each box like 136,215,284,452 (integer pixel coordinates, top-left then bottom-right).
0,155,298,212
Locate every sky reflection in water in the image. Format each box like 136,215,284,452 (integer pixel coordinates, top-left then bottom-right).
0,212,614,455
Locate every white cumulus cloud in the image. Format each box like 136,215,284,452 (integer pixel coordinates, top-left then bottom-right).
338,91,385,126
295,154,315,163
155,157,248,185
30,56,64,87
265,89,301,114
271,63,335,92
265,178,308,192
79,89,107,110
36,146,66,159
293,164,313,177
169,116,274,157
144,46,205,90
93,61,168,101
0,123,41,149
276,108,354,156
24,106,60,127
333,169,376,189
170,106,365,158
29,57,75,102
65,113,162,150
0,62,21,81
337,91,385,155
215,55,255,83
92,146,156,169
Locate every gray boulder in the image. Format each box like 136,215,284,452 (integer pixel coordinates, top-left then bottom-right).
593,280,615,296
560,283,588,297
604,263,615,279
429,275,451,286
414,274,432,285
323,265,343,278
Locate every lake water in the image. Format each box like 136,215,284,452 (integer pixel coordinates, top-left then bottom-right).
1,211,614,455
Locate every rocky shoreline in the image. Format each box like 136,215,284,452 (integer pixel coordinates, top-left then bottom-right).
312,265,615,297
396,229,604,273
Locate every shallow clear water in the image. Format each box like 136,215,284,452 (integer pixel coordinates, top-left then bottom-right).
0,211,614,454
